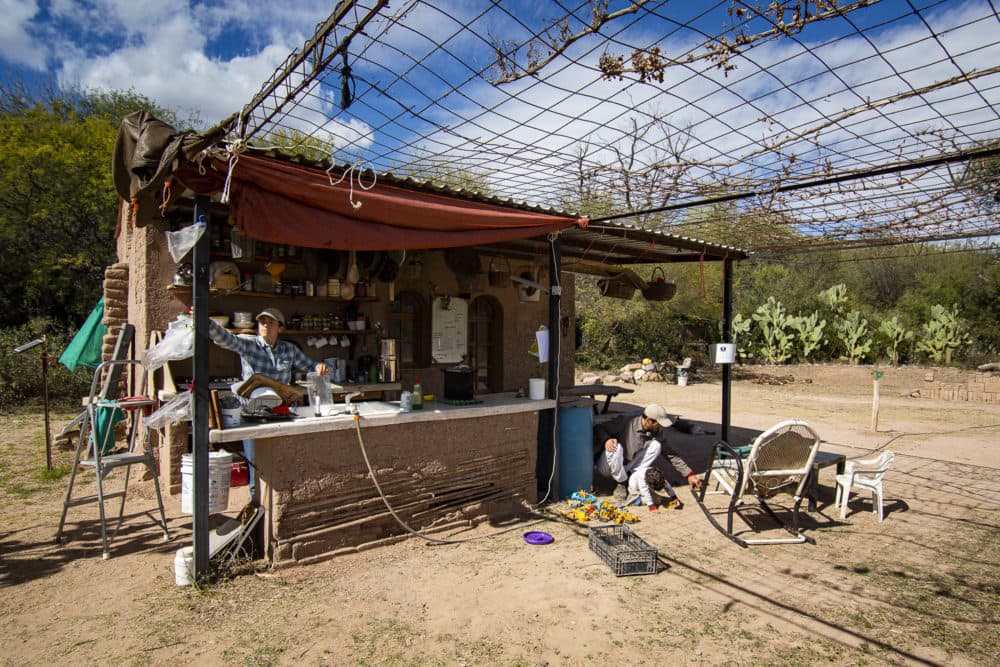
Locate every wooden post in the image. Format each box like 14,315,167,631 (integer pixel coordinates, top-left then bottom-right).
871,370,884,431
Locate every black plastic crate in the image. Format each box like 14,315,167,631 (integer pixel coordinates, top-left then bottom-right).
588,524,658,576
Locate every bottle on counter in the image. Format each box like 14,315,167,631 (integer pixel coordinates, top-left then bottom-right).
412,379,423,410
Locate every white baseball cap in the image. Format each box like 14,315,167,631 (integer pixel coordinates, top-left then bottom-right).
643,404,673,426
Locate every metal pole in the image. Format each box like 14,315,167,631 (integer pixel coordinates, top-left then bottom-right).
41,337,52,471
191,197,212,577
547,234,561,400
721,257,733,443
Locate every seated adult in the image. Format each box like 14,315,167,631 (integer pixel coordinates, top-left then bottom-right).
594,403,703,511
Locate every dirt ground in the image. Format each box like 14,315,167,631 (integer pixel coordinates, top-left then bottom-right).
1,364,998,666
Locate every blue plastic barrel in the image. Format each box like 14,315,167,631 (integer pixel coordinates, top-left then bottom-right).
558,403,594,499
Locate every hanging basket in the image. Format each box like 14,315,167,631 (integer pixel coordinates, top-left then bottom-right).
488,257,511,287
641,267,677,302
598,275,636,300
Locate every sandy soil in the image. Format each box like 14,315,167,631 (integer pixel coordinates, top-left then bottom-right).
1,364,998,666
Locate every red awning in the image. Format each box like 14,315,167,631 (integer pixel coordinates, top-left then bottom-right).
174,154,587,250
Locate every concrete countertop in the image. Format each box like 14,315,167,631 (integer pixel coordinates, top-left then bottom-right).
209,393,557,444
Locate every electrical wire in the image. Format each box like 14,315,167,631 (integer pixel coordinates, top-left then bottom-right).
351,415,548,544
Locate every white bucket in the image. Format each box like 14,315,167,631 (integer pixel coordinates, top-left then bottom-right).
528,377,546,400
174,546,194,586
220,407,242,429
180,451,232,514
677,375,689,387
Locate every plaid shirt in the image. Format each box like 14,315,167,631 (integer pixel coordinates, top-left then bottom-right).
208,321,318,385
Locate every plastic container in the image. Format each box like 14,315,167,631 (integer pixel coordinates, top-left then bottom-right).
412,380,423,410
558,403,594,499
220,407,242,428
230,461,249,487
528,377,546,400
174,546,194,586
180,451,232,514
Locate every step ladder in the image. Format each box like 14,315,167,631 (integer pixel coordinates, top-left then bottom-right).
56,326,169,559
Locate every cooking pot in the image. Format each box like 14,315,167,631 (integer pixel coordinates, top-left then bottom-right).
442,360,475,401
172,263,193,287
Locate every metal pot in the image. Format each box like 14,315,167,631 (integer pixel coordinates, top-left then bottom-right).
172,263,193,287
442,361,475,401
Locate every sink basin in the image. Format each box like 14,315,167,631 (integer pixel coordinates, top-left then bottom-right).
294,401,399,419
355,401,400,417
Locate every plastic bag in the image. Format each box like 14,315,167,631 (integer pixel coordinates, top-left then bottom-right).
166,220,207,263
144,391,192,431
145,313,194,371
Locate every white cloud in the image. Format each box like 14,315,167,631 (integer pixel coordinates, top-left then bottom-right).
40,1,331,125
0,0,47,68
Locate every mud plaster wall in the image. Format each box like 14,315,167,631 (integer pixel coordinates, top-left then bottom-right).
118,207,198,493
122,206,578,492
366,253,576,396
256,411,540,565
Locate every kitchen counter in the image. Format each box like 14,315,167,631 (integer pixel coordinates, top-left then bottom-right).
209,393,555,443
215,392,554,565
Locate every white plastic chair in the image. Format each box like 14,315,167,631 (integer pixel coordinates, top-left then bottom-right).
834,451,894,522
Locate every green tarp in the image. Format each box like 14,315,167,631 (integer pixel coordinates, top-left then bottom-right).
59,297,106,372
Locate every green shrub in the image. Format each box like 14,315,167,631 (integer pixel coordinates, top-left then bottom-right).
0,323,93,413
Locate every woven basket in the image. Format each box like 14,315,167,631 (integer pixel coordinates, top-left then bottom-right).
488,257,511,287
598,276,636,300
641,267,677,301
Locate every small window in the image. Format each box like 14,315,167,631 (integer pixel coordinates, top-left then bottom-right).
388,291,427,367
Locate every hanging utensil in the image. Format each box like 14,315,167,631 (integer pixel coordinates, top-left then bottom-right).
347,250,360,284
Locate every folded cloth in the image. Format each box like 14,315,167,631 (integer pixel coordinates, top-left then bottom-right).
236,373,305,406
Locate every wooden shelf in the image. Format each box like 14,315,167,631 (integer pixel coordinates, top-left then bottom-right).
225,328,373,336
168,285,376,302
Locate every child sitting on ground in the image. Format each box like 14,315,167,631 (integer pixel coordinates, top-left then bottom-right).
624,467,683,511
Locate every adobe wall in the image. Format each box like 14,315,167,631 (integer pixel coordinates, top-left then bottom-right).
116,204,577,494
255,410,539,565
915,368,999,403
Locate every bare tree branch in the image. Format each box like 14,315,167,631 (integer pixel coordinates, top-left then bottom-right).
490,1,653,84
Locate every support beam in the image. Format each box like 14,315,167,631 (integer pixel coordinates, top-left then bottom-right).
721,257,733,443
191,197,211,577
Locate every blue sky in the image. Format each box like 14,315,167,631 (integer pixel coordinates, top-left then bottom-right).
1,0,334,122
1,0,934,127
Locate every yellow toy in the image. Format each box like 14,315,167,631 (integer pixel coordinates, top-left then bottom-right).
562,499,638,524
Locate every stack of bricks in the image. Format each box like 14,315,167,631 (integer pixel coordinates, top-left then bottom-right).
102,263,129,356
100,263,131,446
921,370,999,403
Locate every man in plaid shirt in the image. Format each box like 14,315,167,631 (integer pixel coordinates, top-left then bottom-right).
208,307,327,384
208,307,327,497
